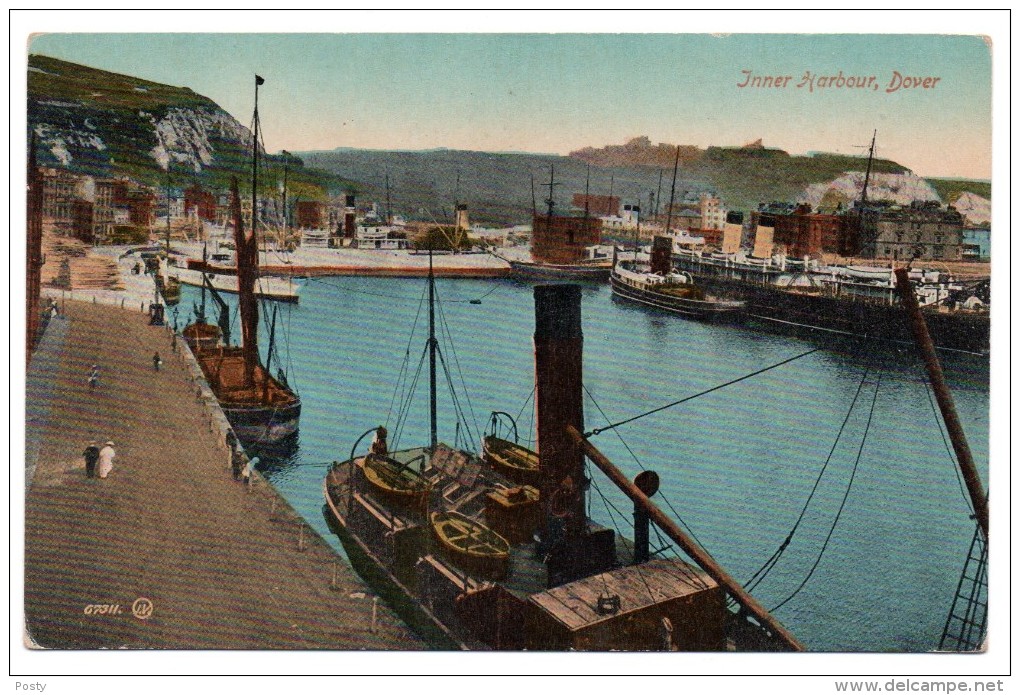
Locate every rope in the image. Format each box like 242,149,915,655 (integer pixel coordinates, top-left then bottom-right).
585,348,821,437
769,370,884,614
743,357,874,594
920,369,976,518
582,383,710,553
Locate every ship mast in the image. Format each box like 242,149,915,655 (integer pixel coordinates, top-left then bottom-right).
860,130,876,206
664,146,680,234
235,73,266,389
428,244,438,449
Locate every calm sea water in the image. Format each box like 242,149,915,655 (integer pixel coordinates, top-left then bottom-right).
175,275,989,652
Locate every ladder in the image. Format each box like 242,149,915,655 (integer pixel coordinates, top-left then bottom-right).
938,523,988,651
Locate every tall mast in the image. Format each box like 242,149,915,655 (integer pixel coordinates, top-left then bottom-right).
654,169,663,221
165,166,171,254
860,130,876,206
385,172,392,225
252,74,264,265
583,165,591,221
607,173,614,216
428,244,438,449
544,164,557,223
664,146,680,234
530,171,537,217
281,150,289,234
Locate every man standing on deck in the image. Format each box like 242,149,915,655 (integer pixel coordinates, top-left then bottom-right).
82,441,100,479
153,352,162,371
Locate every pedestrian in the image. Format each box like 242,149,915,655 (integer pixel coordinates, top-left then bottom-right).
153,351,162,371
243,456,258,487
171,332,177,353
98,441,116,479
88,364,100,390
82,441,100,479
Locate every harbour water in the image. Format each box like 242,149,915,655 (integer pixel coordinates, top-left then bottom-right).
175,275,989,652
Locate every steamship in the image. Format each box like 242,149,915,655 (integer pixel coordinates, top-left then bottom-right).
610,239,745,321
324,274,802,651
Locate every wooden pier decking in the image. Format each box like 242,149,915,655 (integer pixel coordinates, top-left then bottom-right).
24,300,424,650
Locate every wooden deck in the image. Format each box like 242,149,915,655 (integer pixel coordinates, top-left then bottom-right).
23,300,424,650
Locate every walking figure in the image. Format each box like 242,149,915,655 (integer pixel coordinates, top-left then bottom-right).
82,441,100,479
153,351,162,371
88,365,100,390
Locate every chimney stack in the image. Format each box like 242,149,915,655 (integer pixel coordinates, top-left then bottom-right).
651,236,672,275
344,194,356,238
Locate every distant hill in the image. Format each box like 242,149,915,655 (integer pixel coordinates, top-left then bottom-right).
925,178,992,205
27,54,339,198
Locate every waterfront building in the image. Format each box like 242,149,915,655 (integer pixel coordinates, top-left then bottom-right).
854,201,964,261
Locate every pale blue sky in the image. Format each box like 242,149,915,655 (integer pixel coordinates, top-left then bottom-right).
27,30,992,178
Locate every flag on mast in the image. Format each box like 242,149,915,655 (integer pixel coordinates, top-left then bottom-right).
255,74,265,85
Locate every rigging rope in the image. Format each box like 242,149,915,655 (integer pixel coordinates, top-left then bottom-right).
920,368,976,518
769,370,884,614
742,354,874,594
585,347,821,437
582,383,710,553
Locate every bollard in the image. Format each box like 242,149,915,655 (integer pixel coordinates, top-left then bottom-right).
371,597,378,633
121,298,124,308
297,525,307,552
329,562,342,592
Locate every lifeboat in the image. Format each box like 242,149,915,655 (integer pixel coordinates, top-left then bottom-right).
482,435,539,486
359,454,431,510
430,511,511,580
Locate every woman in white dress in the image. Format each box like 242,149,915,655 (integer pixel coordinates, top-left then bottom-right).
98,441,116,479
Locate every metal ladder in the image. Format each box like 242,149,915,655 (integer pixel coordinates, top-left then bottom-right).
938,523,988,651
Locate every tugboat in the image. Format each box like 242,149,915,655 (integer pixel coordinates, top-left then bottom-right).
325,279,802,651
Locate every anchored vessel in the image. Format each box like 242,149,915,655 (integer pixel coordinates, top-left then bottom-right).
325,275,802,651
671,248,990,354
611,237,745,321
182,75,301,445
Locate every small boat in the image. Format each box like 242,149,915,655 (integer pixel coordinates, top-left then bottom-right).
611,240,746,321
359,453,431,510
430,510,511,580
482,434,539,486
174,266,299,304
506,257,611,282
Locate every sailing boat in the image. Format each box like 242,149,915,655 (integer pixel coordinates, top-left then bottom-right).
324,276,801,651
182,75,301,445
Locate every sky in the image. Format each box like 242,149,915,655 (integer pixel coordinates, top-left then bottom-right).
20,14,997,180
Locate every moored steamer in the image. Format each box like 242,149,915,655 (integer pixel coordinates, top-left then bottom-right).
325,279,803,651
611,238,746,322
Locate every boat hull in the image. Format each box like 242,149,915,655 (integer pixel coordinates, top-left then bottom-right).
508,260,611,282
610,272,745,322
221,398,301,444
673,255,990,355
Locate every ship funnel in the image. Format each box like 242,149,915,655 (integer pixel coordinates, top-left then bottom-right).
344,194,356,238
651,236,672,275
534,284,615,586
455,203,469,232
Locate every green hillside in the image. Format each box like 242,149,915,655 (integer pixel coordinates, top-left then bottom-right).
926,178,992,204
27,55,341,197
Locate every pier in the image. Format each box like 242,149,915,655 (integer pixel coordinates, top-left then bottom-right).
24,300,424,649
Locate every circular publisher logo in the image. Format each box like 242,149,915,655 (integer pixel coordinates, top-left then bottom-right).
132,597,154,620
